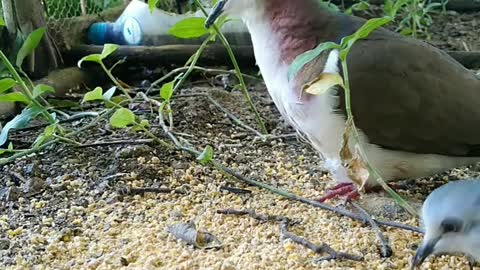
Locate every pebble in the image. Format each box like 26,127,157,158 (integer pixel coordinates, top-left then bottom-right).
22,177,46,194
0,238,10,250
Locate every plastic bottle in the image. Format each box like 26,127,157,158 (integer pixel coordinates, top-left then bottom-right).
87,0,251,46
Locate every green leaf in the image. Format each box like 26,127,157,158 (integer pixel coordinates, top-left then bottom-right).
77,54,103,68
0,17,5,27
197,145,214,165
33,123,57,147
0,92,30,104
101,43,119,59
148,0,159,13
82,87,104,103
346,1,370,14
16,27,46,68
0,105,45,146
0,142,14,156
134,119,150,131
339,17,392,61
32,84,55,99
169,18,209,39
288,42,341,81
110,108,135,128
160,81,175,101
103,86,117,101
0,78,16,94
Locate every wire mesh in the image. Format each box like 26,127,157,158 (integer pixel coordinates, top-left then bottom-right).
45,0,124,20
43,0,124,50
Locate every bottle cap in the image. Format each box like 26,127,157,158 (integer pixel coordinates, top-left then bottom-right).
122,17,143,45
87,22,113,45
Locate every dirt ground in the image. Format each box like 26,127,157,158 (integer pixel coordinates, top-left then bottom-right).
1,5,480,270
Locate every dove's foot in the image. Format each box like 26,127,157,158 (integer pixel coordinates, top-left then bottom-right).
317,182,360,203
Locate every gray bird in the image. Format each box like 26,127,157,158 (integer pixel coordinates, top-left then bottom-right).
412,179,480,269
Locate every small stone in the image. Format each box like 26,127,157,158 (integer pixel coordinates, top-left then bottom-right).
151,156,161,164
172,162,188,170
22,177,46,194
140,80,152,89
0,238,10,250
116,145,153,159
51,183,67,191
0,186,20,202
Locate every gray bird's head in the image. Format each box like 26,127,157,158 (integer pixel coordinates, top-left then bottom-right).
205,0,259,28
412,179,480,269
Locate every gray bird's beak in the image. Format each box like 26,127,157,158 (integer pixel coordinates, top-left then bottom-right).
205,0,227,28
411,238,440,269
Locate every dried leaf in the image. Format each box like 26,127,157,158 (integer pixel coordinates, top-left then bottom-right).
303,73,344,96
168,222,222,249
339,119,370,189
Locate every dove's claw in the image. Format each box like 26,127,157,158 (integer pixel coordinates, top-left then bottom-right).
317,182,360,203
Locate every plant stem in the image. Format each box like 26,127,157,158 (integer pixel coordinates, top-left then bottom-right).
100,61,132,101
148,66,259,93
53,134,82,146
340,60,417,217
172,37,211,93
193,0,268,134
0,108,112,166
411,0,418,38
0,50,55,124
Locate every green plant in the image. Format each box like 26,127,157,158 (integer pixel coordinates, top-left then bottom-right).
148,0,268,135
345,0,370,15
385,0,447,38
77,44,132,101
0,25,67,154
288,13,417,215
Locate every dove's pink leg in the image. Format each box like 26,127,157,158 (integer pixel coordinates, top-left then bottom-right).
317,182,360,203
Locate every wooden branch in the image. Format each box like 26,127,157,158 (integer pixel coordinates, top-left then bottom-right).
65,44,480,69
64,44,256,67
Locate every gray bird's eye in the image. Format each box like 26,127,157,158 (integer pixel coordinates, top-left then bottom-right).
441,217,463,233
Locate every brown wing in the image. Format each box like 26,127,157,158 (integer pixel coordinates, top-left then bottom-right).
337,36,480,156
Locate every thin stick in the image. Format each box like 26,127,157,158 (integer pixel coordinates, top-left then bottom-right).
159,93,263,137
144,94,423,234
117,187,186,196
217,208,363,262
216,209,287,223
207,95,263,137
148,66,259,93
219,186,252,195
194,0,268,134
351,202,393,258
281,221,363,262
76,139,154,148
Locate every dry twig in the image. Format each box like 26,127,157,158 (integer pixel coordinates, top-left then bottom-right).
117,187,186,196
172,93,263,137
76,139,154,148
219,186,252,195
351,202,393,258
139,92,423,234
218,208,363,262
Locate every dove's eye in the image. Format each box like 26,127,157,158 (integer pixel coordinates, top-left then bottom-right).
441,218,463,233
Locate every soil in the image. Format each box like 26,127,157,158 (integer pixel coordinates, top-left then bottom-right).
1,4,480,270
